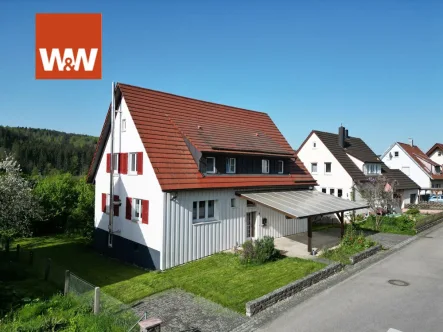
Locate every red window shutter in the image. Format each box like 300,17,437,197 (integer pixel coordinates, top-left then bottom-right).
121,153,128,174
114,195,120,217
137,152,143,175
101,193,106,212
142,200,149,224
126,197,132,220
106,154,111,173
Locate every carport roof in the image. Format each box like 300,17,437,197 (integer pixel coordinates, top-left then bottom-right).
237,189,368,219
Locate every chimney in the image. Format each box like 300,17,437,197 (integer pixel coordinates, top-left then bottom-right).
408,138,413,147
345,129,349,138
338,126,345,148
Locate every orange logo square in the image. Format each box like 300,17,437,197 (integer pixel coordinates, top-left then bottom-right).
35,13,102,80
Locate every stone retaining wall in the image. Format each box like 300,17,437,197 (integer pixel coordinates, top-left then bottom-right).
349,244,382,265
245,262,342,317
405,203,443,210
416,217,443,233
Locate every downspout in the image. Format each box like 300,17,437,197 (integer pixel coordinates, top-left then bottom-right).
108,81,116,244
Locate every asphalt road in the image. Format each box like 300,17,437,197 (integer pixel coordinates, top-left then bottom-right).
257,226,443,332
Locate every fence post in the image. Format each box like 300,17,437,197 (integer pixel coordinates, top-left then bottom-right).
44,258,51,281
29,251,34,265
16,244,20,260
64,270,70,296
94,287,100,315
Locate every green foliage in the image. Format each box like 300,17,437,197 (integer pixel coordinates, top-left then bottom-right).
321,226,376,264
0,125,97,176
67,177,95,239
240,236,279,264
405,208,420,216
357,214,416,235
0,294,136,331
415,211,443,229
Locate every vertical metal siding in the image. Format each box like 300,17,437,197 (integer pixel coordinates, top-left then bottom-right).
164,189,307,269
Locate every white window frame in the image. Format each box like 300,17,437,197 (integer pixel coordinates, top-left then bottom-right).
321,188,326,193
105,194,111,214
128,152,137,175
394,151,399,157
226,158,236,174
324,162,332,174
132,198,143,222
112,153,119,174
311,162,318,174
121,119,127,132
365,163,382,175
262,159,270,174
337,189,343,198
278,160,284,174
192,200,216,222
206,157,216,174
313,141,317,149
330,188,335,195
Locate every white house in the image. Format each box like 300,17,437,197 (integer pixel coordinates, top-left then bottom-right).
87,83,367,270
382,141,443,199
297,126,420,213
426,143,443,167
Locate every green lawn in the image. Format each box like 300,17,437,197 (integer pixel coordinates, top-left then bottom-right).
12,236,325,313
355,214,417,235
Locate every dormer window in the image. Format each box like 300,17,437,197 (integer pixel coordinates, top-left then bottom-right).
262,159,270,174
364,163,381,175
278,160,284,174
206,157,216,174
435,166,441,174
226,158,236,174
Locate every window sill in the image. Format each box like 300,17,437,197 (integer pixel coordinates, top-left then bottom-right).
192,219,220,226
127,172,138,176
131,219,142,223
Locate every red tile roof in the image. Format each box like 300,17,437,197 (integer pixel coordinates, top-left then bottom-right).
398,142,443,180
87,83,316,191
426,143,443,157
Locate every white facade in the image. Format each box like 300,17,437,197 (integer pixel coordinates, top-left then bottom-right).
297,133,355,200
162,189,307,269
94,98,165,254
382,143,432,189
428,149,443,166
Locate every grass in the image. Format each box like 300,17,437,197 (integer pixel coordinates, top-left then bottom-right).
11,235,325,313
355,214,417,235
320,226,376,265
312,223,341,232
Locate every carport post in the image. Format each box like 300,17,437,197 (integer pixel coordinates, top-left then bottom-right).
336,212,345,238
307,216,312,253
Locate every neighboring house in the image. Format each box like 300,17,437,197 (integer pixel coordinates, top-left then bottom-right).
87,83,366,270
381,141,443,199
426,143,443,167
297,126,420,213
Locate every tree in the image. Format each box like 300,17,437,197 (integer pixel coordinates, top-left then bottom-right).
0,154,41,239
354,175,400,231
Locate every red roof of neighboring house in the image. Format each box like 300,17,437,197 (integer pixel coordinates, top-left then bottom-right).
398,142,443,180
87,83,316,191
426,143,443,157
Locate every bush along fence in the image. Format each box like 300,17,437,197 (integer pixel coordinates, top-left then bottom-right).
415,211,443,233
406,202,443,210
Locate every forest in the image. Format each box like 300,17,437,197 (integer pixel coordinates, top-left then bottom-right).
0,126,98,176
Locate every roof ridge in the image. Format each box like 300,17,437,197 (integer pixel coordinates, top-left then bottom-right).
117,82,268,116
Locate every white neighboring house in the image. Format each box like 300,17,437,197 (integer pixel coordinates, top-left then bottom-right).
426,143,443,168
382,141,443,199
87,83,367,270
297,126,420,214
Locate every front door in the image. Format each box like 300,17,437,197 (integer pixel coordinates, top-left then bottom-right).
246,212,256,239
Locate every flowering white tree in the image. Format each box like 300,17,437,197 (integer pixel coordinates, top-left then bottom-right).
354,175,400,231
0,154,41,239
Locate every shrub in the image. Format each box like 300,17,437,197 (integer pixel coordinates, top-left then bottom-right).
405,208,420,216
239,236,279,264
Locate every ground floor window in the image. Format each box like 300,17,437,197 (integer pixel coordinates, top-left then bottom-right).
337,189,343,198
410,193,417,204
192,200,216,222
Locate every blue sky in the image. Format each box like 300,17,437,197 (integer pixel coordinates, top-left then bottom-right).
0,0,442,154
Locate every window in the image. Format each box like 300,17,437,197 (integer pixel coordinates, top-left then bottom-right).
262,159,270,173
394,151,399,157
401,166,410,176
435,166,441,174
330,188,335,195
321,188,326,193
247,200,256,207
226,158,236,174
311,163,318,173
410,193,416,204
313,141,317,148
192,200,216,222
206,157,216,174
278,160,284,174
324,162,332,173
121,119,126,132
231,198,236,208
439,152,442,156
365,163,382,175
432,183,442,189
132,198,142,222
338,189,343,198
129,153,137,174
112,153,119,173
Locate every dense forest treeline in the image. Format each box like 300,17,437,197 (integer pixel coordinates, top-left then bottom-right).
0,126,98,175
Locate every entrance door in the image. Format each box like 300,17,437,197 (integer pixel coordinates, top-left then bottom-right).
246,212,256,239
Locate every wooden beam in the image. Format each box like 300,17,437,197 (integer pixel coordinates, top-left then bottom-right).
335,211,345,238
307,216,312,253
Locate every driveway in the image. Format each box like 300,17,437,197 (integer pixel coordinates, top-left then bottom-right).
257,225,443,332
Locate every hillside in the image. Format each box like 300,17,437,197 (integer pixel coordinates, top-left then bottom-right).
0,126,98,175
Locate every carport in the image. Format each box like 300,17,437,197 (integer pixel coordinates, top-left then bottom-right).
237,189,369,253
